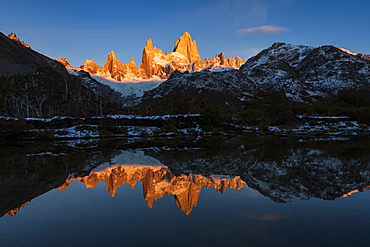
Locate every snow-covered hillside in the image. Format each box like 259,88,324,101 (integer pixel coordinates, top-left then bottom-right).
67,67,163,102
240,42,370,102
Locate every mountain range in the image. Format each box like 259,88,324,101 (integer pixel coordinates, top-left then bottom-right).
129,42,370,125
75,32,244,81
1,31,370,123
137,42,370,113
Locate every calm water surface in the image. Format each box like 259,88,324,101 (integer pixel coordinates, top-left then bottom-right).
1,135,370,247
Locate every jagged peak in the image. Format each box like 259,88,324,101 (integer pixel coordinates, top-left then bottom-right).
173,31,201,63
6,33,31,49
105,51,118,70
145,39,153,50
181,31,191,39
107,51,117,59
79,31,243,81
129,58,136,64
173,32,193,49
56,57,70,67
84,58,97,64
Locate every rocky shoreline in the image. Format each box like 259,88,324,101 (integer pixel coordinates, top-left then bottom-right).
1,114,369,141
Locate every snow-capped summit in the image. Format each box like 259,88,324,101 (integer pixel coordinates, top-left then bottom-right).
240,42,370,101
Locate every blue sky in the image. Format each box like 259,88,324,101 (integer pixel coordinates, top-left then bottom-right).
2,0,370,67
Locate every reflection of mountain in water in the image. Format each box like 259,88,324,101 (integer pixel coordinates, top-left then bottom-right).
2,136,370,217
58,164,246,215
148,139,370,203
0,143,115,218
240,148,370,203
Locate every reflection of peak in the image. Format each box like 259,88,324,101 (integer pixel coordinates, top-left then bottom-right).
58,164,246,215
341,187,370,198
7,201,31,216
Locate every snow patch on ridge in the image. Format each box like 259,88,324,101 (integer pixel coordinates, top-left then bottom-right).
67,67,164,98
93,150,165,172
339,48,357,56
92,75,163,98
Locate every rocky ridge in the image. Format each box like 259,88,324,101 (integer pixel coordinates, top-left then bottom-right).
0,32,68,77
56,57,70,67
0,32,123,117
240,43,370,101
78,32,244,81
6,33,31,49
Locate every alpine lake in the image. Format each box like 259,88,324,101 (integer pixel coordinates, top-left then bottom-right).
1,134,370,247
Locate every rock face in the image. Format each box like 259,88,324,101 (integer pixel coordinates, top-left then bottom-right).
140,39,171,79
82,59,103,75
80,32,244,81
173,32,201,63
104,51,127,81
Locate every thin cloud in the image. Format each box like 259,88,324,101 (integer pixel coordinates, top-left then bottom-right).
210,0,267,25
239,25,289,36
